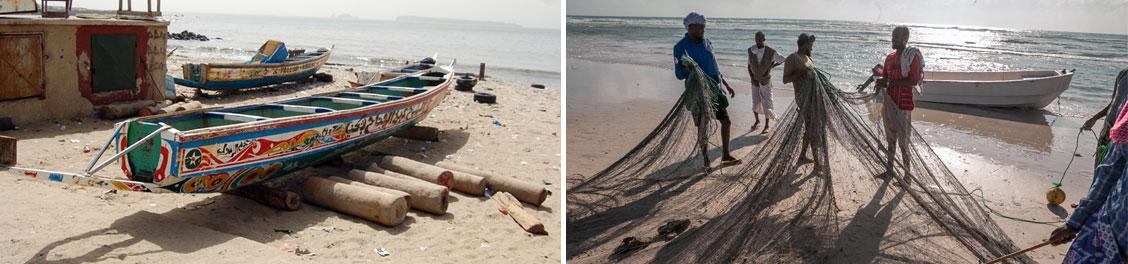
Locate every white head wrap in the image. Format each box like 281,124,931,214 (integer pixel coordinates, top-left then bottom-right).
684,12,706,28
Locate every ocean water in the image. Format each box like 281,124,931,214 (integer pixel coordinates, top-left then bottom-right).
568,16,1128,117
165,12,561,87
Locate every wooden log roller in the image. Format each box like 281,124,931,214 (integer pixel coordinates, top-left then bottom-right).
362,163,430,184
345,169,449,215
437,161,551,206
374,155,454,189
302,177,407,226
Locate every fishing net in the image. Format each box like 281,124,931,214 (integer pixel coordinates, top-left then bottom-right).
566,55,1031,263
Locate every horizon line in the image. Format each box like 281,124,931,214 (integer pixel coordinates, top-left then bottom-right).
565,14,1128,36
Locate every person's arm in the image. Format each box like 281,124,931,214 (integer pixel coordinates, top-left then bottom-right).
1051,165,1121,245
721,77,735,98
747,48,756,80
782,57,795,84
1066,165,1121,230
674,45,688,80
1083,103,1111,131
771,52,785,68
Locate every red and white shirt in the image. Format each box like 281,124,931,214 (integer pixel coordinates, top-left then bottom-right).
883,50,922,111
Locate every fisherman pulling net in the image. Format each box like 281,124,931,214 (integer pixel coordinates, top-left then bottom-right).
567,54,1031,263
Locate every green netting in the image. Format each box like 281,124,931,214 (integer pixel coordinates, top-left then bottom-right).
567,55,1030,263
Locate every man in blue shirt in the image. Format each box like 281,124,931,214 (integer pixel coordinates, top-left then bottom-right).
674,12,740,169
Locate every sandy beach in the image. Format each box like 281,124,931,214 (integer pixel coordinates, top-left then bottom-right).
0,56,561,263
566,59,1099,263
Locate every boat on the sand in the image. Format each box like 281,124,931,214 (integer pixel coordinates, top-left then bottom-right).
174,40,332,90
6,60,456,193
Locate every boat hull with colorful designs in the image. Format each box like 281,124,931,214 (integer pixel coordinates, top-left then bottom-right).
174,48,332,90
7,61,455,193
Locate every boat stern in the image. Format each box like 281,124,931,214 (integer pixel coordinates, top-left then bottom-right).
117,119,180,186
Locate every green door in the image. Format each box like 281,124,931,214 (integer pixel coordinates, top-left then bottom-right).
91,34,137,93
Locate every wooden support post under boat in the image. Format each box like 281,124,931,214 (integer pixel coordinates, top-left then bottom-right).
302,177,407,226
345,169,448,215
392,126,440,142
0,135,15,167
437,161,551,206
492,191,546,235
374,155,453,188
224,184,301,211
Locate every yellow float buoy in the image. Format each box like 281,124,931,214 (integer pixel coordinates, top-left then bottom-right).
1046,187,1066,205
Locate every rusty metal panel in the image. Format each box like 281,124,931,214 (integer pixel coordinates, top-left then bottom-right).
0,32,45,101
0,0,37,14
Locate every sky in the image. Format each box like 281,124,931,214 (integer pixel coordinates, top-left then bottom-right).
568,0,1128,35
74,0,561,29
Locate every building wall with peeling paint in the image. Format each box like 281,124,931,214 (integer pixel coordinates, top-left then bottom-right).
0,17,168,124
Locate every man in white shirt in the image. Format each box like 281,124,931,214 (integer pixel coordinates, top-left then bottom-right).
747,31,785,134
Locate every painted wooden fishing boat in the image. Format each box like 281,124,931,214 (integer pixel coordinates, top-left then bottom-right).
916,70,1073,108
6,61,456,193
174,41,332,90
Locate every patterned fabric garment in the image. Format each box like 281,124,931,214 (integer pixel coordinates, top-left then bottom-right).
882,49,922,111
1100,68,1128,144
1064,208,1127,264
1068,143,1128,261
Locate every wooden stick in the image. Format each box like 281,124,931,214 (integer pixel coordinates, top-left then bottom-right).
492,192,546,235
345,169,448,215
984,240,1054,264
362,163,430,184
437,161,550,206
374,155,453,188
429,162,487,196
479,63,486,81
325,176,411,203
224,184,300,211
0,135,15,167
302,177,407,226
